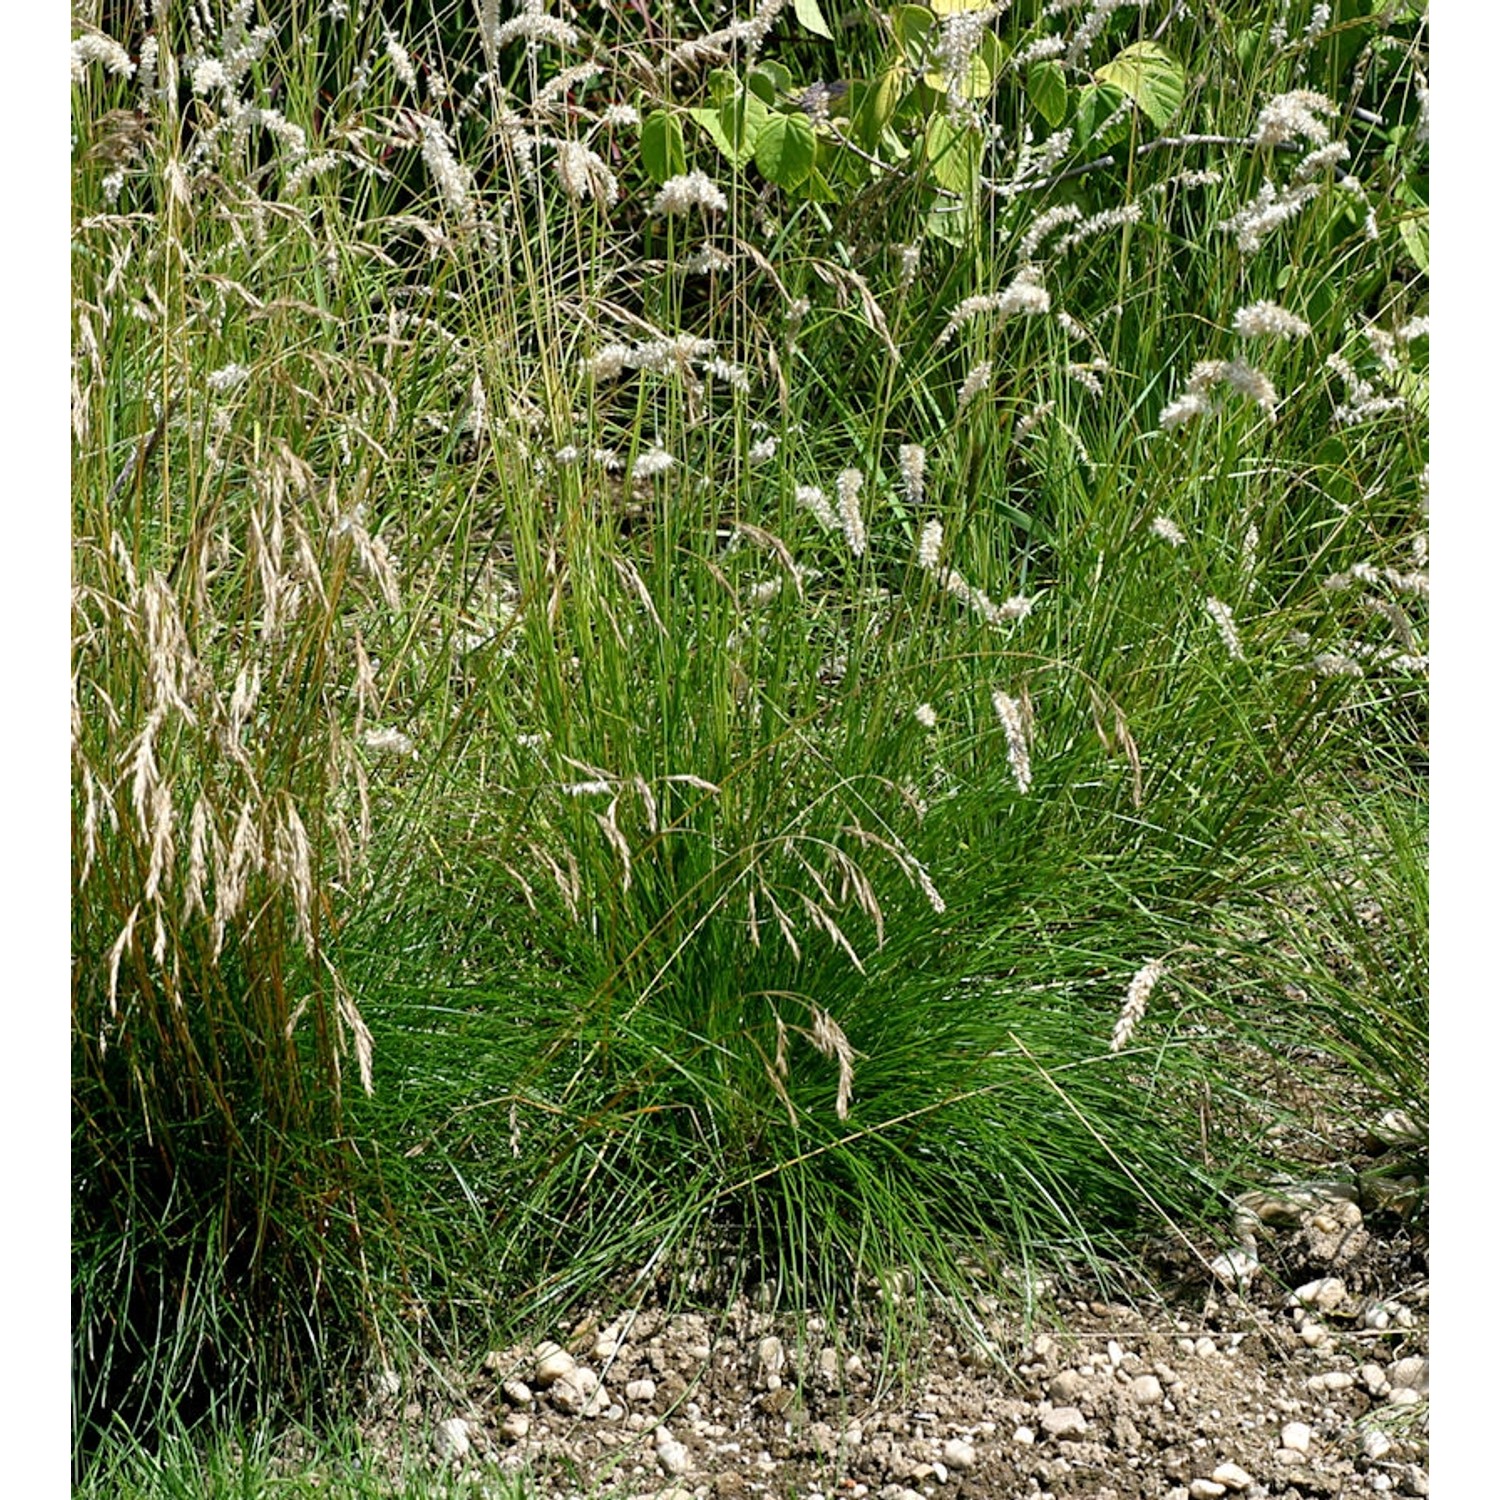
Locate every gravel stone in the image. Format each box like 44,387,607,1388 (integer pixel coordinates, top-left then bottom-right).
1388,1357,1429,1393
1281,1421,1313,1455
1401,1462,1430,1495
655,1425,692,1476
1041,1406,1088,1441
1048,1370,1086,1403
1210,1462,1253,1490
625,1378,657,1404
1362,1428,1395,1460
433,1417,471,1460
1129,1374,1164,1405
1209,1249,1259,1285
1188,1481,1226,1499
501,1378,533,1406
942,1438,977,1471
1291,1277,1347,1312
534,1342,578,1387
501,1411,530,1442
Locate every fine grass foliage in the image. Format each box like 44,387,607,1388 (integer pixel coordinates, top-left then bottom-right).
72,0,1427,1471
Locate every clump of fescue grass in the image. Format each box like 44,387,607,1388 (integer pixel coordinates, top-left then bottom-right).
72,0,1426,1470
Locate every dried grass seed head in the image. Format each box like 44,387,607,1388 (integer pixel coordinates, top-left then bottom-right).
1111,958,1165,1052
1205,596,1245,660
898,444,926,507
992,688,1033,795
1233,300,1312,340
836,469,867,557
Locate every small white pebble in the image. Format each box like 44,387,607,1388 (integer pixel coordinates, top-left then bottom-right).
1291,1277,1347,1312
433,1416,471,1460
1361,1428,1395,1460
1014,1426,1035,1445
1195,1337,1218,1359
942,1439,977,1471
1281,1421,1313,1455
1129,1375,1165,1405
1210,1463,1253,1491
1189,1481,1226,1500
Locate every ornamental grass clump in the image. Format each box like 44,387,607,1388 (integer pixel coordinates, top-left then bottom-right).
72,0,1426,1470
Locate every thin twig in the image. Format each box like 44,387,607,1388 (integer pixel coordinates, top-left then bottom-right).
1004,133,1293,194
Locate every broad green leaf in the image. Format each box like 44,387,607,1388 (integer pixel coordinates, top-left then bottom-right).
923,56,992,97
689,93,772,168
852,68,907,153
925,196,972,245
1094,41,1186,129
924,113,978,196
1027,60,1068,128
798,165,841,202
747,60,794,106
924,43,996,98
980,32,1009,81
1075,81,1129,150
688,107,745,167
722,90,773,160
1398,210,1429,272
707,69,741,107
755,111,817,188
892,5,937,68
793,0,834,39
880,122,911,162
640,111,686,184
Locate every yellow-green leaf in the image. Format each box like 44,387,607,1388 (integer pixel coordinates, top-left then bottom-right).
793,0,834,39
924,113,978,196
852,68,907,152
1398,211,1428,272
1094,41,1185,129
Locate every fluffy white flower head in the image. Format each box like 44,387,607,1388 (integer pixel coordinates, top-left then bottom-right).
652,171,729,216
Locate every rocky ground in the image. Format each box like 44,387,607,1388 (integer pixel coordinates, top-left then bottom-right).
358,1154,1428,1500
